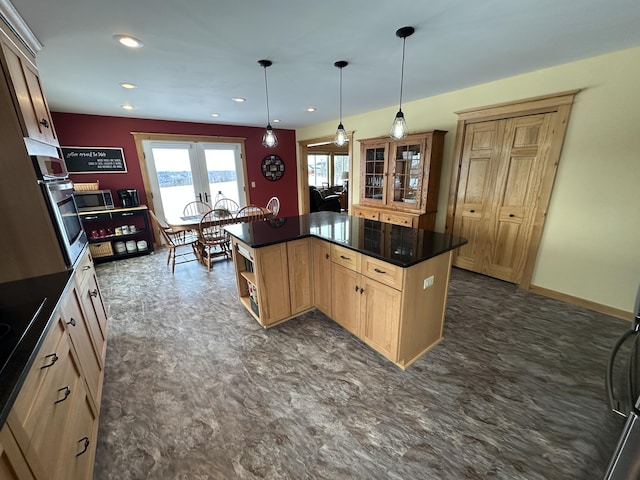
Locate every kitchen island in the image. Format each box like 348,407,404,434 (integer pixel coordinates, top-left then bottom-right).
225,211,466,369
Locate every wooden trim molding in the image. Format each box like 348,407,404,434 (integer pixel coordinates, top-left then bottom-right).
297,131,354,214
529,284,631,321
0,0,42,57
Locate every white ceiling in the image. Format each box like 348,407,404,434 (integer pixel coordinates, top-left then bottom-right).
7,0,640,130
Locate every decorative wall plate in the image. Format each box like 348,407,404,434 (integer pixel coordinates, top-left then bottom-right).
261,154,285,181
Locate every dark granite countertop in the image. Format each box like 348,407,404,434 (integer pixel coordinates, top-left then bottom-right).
225,211,467,267
0,270,72,426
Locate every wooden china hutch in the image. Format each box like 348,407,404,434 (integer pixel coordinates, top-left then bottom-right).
351,130,446,230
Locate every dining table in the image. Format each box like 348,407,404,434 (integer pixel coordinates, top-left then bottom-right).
166,208,273,265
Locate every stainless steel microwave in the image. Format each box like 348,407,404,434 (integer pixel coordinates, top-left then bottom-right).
73,189,115,212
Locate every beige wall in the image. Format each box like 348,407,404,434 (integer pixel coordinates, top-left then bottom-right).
297,46,640,313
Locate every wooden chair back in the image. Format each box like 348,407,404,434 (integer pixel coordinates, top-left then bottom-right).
213,198,240,215
266,196,280,216
183,200,211,217
236,205,269,222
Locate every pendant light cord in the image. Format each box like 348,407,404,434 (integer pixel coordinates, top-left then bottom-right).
263,66,271,124
398,37,406,111
339,66,343,123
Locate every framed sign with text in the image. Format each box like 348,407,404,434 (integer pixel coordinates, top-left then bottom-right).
62,146,127,173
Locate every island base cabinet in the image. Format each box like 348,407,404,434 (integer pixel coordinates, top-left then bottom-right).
361,276,401,361
0,424,35,480
287,238,314,315
331,264,361,336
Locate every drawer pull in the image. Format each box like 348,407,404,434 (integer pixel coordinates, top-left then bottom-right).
66,317,77,327
84,216,99,220
340,255,350,260
373,268,387,274
90,289,99,298
470,209,475,213
76,437,90,457
82,265,91,271
122,212,134,216
509,214,515,218
39,118,50,128
55,386,71,404
41,353,59,369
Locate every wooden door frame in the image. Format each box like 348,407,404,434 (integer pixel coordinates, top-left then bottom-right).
297,132,354,213
445,90,580,289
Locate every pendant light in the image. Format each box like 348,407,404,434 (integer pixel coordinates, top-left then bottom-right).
390,26,415,140
258,59,277,148
334,60,348,147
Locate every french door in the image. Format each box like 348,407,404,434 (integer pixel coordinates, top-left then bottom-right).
142,140,246,222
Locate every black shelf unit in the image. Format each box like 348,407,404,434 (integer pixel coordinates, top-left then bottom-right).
79,205,154,263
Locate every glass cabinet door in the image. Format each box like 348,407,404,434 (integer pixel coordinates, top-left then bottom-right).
389,140,425,208
362,143,388,203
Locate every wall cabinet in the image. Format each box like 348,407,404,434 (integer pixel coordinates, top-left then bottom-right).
0,28,58,147
4,248,107,479
0,25,67,284
80,206,154,263
354,130,446,230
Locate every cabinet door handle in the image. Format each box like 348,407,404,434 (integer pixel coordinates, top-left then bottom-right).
39,118,49,128
325,253,329,260
41,353,58,369
90,289,99,298
76,437,90,457
373,268,386,274
54,386,71,404
360,288,365,295
66,317,76,327
82,265,91,271
355,286,359,292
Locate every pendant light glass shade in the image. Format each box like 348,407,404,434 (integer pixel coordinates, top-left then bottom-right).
263,123,278,148
334,60,349,147
390,27,414,140
258,59,278,148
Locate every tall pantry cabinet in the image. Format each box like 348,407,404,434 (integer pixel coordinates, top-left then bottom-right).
0,12,68,283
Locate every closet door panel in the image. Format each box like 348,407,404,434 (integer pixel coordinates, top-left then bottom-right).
484,114,552,282
452,121,502,270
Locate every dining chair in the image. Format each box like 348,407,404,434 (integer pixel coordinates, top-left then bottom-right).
236,205,270,223
183,200,211,217
266,196,280,216
149,209,200,273
198,209,231,271
213,197,240,216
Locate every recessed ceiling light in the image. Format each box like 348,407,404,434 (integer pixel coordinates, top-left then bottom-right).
272,119,281,123
211,113,220,118
113,35,144,48
307,107,316,112
232,97,246,103
120,83,137,89
121,104,134,110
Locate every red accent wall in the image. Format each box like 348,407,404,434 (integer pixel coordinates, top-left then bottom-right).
51,112,299,216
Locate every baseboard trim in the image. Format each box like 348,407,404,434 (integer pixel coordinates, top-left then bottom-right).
528,284,630,321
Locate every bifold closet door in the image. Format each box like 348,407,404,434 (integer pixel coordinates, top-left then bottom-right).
452,113,553,283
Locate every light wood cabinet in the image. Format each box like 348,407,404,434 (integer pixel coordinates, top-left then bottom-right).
287,238,314,315
0,29,58,147
0,23,67,284
355,130,446,230
0,424,35,480
4,248,107,479
312,238,332,316
231,231,457,368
